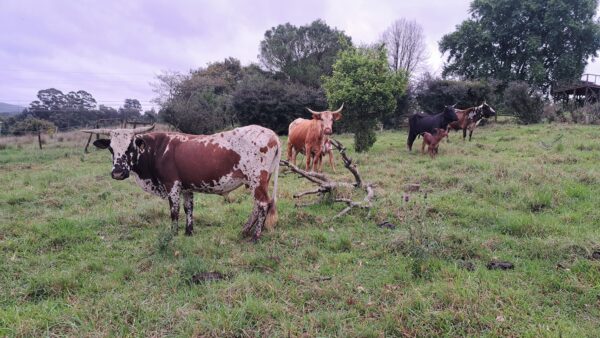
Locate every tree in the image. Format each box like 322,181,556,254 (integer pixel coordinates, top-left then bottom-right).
25,88,99,129
119,99,143,120
323,46,408,152
414,74,496,113
440,0,600,93
232,71,327,134
143,108,158,123
259,20,352,87
381,18,428,77
153,58,243,134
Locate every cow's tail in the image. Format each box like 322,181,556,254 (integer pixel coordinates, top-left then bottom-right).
265,140,281,231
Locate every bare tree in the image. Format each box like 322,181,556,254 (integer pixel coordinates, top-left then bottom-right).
381,19,428,77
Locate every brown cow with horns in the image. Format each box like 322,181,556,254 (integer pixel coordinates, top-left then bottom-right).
287,104,343,172
83,125,281,241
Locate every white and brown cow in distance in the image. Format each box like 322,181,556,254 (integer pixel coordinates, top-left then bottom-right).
83,125,281,241
287,104,343,172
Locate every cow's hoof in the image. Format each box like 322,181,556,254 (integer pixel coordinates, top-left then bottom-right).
185,230,193,236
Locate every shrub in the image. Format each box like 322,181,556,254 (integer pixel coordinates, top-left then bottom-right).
232,72,327,135
414,74,496,113
570,103,600,124
503,81,544,124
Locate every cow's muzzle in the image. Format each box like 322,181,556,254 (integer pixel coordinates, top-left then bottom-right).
324,128,332,135
111,170,129,180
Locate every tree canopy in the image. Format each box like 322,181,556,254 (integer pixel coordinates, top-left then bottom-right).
259,20,352,87
323,46,407,152
233,70,327,135
154,58,243,134
439,0,600,92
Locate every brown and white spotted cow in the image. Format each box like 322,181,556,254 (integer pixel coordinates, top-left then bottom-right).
287,105,343,172
447,102,496,141
83,125,281,241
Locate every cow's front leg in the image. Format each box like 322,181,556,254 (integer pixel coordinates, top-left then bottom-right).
183,191,194,236
468,124,475,141
168,183,182,234
305,147,313,172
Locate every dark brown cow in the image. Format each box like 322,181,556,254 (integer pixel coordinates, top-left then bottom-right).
83,125,281,241
287,105,343,172
447,102,496,141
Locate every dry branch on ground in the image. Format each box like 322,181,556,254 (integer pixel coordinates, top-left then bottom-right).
280,139,375,219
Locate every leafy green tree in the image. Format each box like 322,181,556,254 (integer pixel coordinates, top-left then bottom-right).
439,0,600,92
259,20,352,87
323,46,408,152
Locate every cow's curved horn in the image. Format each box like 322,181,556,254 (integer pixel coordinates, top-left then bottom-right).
332,103,344,113
132,124,155,135
81,128,112,135
306,107,320,115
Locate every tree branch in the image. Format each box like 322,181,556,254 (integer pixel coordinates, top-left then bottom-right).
280,139,375,219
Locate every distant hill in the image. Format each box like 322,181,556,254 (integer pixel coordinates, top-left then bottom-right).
0,102,25,114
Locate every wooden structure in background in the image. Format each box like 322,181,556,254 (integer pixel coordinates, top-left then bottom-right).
552,74,600,105
84,118,153,153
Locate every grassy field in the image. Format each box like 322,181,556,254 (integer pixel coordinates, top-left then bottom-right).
1,123,600,337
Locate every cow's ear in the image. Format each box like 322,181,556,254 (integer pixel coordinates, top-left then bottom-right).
312,113,322,120
135,138,146,151
333,112,342,121
93,139,111,149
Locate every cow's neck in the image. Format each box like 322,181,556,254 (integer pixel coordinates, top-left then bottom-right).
311,119,325,142
130,136,154,180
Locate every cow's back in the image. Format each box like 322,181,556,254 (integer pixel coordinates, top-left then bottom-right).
140,126,279,195
288,118,312,153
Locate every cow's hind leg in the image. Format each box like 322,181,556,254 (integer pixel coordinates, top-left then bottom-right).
183,191,194,236
247,177,271,242
242,204,259,237
407,132,417,151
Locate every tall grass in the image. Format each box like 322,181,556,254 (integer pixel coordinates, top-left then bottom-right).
1,123,599,336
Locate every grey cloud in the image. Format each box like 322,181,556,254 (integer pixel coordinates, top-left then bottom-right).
1,0,598,111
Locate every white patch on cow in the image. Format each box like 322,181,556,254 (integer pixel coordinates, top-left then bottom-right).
169,181,181,198
134,174,167,198
191,125,280,197
108,130,136,171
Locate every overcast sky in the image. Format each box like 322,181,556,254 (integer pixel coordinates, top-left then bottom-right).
1,0,600,111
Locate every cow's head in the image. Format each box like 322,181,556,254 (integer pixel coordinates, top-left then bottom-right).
480,101,496,118
443,105,459,122
82,125,155,180
307,104,343,135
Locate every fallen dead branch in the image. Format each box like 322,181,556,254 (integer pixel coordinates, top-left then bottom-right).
280,139,375,219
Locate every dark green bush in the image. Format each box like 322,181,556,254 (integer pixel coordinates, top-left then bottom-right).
503,81,544,124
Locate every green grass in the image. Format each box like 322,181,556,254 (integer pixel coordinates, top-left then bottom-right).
1,123,600,336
